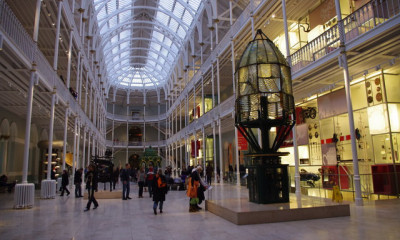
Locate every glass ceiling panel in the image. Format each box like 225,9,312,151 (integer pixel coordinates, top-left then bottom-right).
94,0,203,90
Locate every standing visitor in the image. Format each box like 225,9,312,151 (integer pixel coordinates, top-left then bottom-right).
84,164,98,211
152,169,167,215
187,166,208,212
112,166,120,190
120,163,132,200
74,168,83,198
137,167,146,198
146,164,155,198
60,170,70,196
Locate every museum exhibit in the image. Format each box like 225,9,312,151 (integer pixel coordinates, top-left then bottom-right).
0,0,399,239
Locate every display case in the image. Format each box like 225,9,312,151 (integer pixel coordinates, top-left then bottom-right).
321,165,350,189
371,164,400,195
43,149,60,179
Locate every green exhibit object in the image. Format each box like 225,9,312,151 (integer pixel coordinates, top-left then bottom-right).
235,29,295,204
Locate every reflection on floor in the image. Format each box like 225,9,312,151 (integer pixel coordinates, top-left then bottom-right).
206,184,350,225
0,182,399,240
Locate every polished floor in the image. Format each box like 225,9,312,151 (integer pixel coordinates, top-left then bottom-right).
0,182,399,240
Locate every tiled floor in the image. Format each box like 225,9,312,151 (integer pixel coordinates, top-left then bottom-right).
0,182,399,240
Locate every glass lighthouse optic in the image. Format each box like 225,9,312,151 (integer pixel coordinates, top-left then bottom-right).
235,29,295,154
235,29,295,204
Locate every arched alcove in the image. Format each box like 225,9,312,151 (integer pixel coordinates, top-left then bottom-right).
0,119,10,174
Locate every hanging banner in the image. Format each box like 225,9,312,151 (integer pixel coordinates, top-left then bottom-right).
237,128,248,151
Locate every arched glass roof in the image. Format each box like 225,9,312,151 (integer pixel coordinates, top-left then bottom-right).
94,0,202,90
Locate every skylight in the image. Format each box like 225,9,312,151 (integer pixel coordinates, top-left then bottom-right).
94,0,203,90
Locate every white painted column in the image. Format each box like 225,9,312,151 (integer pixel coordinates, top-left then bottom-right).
72,118,78,170
202,127,206,176
194,132,197,165
211,62,215,108
175,143,178,177
92,133,95,157
185,96,188,126
179,102,182,130
76,123,81,170
234,126,240,186
143,105,146,146
21,71,37,183
212,123,217,183
46,91,57,180
179,141,182,171
78,65,83,104
82,127,87,170
126,105,129,163
66,30,73,89
62,107,69,171
40,91,58,199
216,56,221,106
112,102,115,152
282,0,301,194
158,102,160,153
176,142,179,174
75,52,81,98
201,76,205,115
335,0,363,206
33,0,41,42
218,118,223,181
15,67,37,208
52,0,63,71
87,132,91,166
184,138,188,167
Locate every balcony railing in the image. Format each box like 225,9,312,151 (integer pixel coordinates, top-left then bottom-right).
0,0,101,139
106,112,167,122
106,140,166,147
290,0,400,73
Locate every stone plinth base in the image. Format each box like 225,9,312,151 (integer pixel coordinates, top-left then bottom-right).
41,180,56,199
14,183,35,209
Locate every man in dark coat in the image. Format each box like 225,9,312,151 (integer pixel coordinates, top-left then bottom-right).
74,168,83,198
84,164,99,211
120,163,131,200
152,169,167,215
60,170,70,196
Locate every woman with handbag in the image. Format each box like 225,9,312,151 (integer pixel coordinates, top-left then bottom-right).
187,166,208,212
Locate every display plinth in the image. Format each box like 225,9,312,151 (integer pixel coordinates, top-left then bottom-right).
205,183,350,225
14,183,35,209
41,180,56,199
83,190,122,199
246,153,289,204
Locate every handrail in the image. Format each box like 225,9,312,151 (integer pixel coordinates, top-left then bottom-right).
0,0,101,140
106,112,167,122
0,1,35,63
105,140,167,147
290,0,400,73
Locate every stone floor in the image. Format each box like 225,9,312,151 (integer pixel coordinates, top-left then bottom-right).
0,182,399,240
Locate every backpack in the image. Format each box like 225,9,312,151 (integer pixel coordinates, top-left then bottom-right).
158,175,167,188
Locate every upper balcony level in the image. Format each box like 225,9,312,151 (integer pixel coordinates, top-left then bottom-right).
107,112,166,123
291,0,399,71
289,0,400,99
